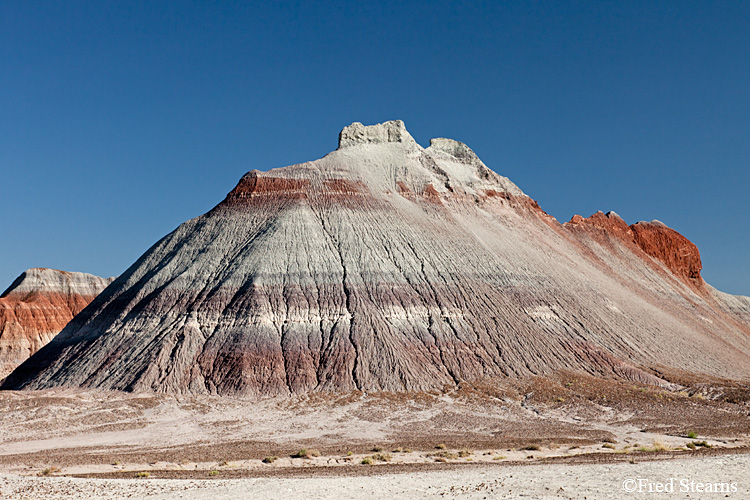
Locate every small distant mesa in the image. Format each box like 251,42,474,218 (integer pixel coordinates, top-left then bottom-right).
0,268,113,380
2,121,749,396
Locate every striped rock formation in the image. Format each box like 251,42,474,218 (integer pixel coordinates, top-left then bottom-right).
4,120,750,395
0,268,113,380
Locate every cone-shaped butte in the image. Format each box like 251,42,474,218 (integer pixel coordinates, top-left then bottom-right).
4,121,749,395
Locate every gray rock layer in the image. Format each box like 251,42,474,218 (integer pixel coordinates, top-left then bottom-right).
4,121,750,395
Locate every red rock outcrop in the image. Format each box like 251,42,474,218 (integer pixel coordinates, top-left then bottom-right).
631,220,703,285
567,211,632,238
566,212,704,289
3,121,749,395
0,269,113,380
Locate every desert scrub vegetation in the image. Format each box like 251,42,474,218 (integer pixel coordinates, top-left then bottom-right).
38,467,61,476
492,455,507,460
435,443,446,449
262,456,278,464
208,470,219,476
371,452,392,462
372,446,383,452
522,444,541,451
361,457,373,465
634,441,669,452
135,472,150,478
458,449,473,457
687,431,698,439
430,451,458,460
291,448,320,459
602,443,616,449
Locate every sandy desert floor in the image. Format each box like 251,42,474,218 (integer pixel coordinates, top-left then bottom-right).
1,373,748,498
2,453,749,499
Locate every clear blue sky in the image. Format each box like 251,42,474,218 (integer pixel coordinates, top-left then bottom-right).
1,1,748,295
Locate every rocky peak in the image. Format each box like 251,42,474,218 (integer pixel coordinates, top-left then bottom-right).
427,137,479,162
337,120,418,149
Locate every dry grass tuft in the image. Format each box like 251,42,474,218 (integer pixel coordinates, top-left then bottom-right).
38,467,61,477
291,448,320,459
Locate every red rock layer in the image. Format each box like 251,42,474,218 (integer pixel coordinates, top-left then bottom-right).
217,172,383,211
221,173,310,206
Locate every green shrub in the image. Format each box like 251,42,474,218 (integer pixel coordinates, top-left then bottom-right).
262,456,278,464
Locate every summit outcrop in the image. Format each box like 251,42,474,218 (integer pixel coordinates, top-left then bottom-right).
4,121,749,395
